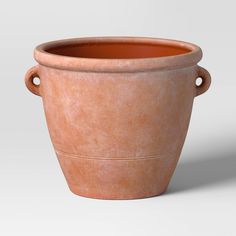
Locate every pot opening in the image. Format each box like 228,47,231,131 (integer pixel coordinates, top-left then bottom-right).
45,41,192,59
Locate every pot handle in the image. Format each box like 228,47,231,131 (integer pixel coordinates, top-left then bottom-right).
195,66,211,97
25,65,41,96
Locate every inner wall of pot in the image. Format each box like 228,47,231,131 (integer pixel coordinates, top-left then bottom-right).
45,42,191,59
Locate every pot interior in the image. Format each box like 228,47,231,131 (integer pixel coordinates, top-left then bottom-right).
45,41,191,59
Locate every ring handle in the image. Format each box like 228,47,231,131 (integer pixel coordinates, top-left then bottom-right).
195,66,211,97
25,65,41,96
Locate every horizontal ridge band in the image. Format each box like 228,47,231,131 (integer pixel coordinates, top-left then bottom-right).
55,149,165,160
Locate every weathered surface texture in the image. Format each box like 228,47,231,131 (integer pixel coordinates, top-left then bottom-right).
25,37,211,199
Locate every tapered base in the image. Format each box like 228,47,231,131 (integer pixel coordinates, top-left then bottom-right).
56,151,178,200
68,183,168,200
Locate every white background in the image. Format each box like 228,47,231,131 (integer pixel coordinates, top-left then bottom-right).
0,0,235,235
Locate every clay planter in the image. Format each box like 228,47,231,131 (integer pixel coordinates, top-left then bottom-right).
25,37,211,199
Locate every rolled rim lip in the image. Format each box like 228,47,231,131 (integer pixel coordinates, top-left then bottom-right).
34,37,202,72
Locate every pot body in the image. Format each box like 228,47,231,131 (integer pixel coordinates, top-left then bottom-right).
25,37,211,199
40,65,196,199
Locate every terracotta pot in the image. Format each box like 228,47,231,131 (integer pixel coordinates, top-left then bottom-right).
25,37,211,199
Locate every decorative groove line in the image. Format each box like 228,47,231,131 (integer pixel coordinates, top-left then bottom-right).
55,149,166,161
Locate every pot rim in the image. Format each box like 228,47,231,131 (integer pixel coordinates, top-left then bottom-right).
34,36,202,72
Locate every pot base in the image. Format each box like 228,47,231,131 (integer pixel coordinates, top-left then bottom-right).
57,151,176,200
68,183,168,200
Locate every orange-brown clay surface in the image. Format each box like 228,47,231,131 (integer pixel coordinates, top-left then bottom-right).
25,37,211,199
